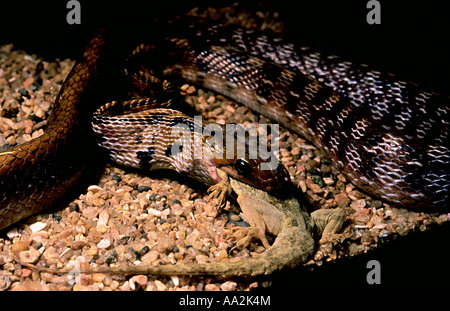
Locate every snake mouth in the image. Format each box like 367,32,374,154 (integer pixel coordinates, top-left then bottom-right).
218,162,291,193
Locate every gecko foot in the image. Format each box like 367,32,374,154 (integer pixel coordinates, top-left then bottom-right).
230,225,271,250
207,173,232,207
318,233,344,245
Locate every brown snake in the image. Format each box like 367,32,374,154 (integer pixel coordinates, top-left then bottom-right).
0,31,109,230
0,19,449,230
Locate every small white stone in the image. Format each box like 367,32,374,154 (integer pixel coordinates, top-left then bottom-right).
190,212,196,221
147,208,161,217
6,228,20,239
97,210,110,227
136,213,148,221
161,208,171,217
29,222,47,233
87,185,103,193
372,223,388,229
322,177,335,186
97,239,111,249
129,275,148,290
171,276,179,287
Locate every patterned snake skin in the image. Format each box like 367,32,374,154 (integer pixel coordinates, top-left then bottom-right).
173,20,449,210
0,31,113,230
0,18,448,230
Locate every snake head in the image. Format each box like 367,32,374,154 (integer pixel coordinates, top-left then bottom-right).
217,157,291,193
203,124,291,193
93,101,290,193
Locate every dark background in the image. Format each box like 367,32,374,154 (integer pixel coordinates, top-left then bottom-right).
1,0,448,93
1,0,449,292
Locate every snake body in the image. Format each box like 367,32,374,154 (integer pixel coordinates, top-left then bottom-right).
0,19,448,230
0,32,110,230
172,20,449,210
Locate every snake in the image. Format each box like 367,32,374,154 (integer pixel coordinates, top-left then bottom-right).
0,18,448,230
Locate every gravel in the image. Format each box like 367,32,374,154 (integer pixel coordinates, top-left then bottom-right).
1,5,449,291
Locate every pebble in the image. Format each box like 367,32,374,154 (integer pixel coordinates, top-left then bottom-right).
137,185,152,192
137,246,150,257
220,281,237,291
230,214,241,222
69,202,80,212
306,178,324,194
171,276,179,287
334,192,350,208
109,280,120,290
350,199,367,211
97,239,111,249
86,247,98,257
205,283,220,291
30,231,49,241
216,249,228,260
348,190,365,200
104,250,117,263
111,174,122,182
371,200,383,209
71,241,87,250
29,221,47,232
43,246,59,264
186,85,196,95
154,280,167,291
0,276,12,291
87,185,103,193
82,206,99,219
18,249,40,264
21,268,32,278
97,210,110,231
11,241,28,253
204,202,219,217
298,180,307,193
186,229,201,246
353,209,371,225
147,208,161,217
155,236,175,253
141,250,159,264
379,230,390,238
6,228,19,239
129,275,148,290
322,177,335,186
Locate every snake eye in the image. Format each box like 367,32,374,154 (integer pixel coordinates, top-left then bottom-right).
235,159,251,176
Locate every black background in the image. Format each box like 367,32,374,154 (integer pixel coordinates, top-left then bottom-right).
1,0,447,93
0,0,449,293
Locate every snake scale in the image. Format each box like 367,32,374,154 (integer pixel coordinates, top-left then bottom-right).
0,17,448,231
